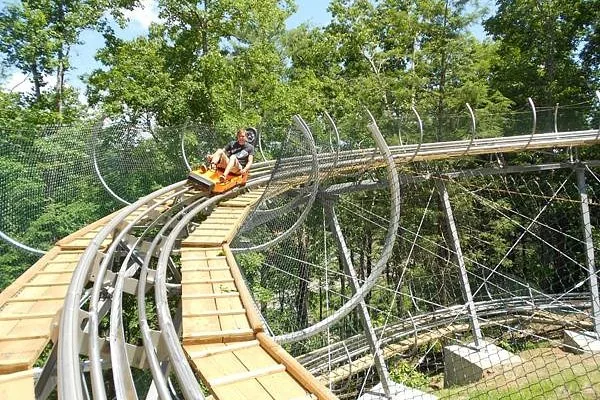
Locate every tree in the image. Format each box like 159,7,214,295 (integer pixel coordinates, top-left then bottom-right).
484,0,596,107
87,0,295,130
0,0,137,115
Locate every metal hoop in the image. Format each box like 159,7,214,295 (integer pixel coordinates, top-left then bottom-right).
461,103,477,157
233,115,320,253
523,97,537,150
276,110,401,344
324,111,341,170
595,91,600,141
180,129,192,171
408,106,424,163
554,103,559,133
92,127,131,205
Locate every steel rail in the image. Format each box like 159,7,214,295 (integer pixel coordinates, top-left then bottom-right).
88,188,191,399
136,193,211,400
58,181,186,399
51,124,600,397
299,294,590,379
154,177,270,399
110,189,199,399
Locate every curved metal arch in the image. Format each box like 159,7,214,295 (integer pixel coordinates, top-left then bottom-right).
256,126,268,162
92,128,131,206
232,115,320,253
0,230,46,255
242,192,313,232
324,111,341,170
554,103,559,134
595,91,600,141
180,129,192,171
461,103,477,157
523,97,537,151
408,106,424,163
276,110,401,344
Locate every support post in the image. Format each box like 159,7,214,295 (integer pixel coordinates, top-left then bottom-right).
435,180,483,347
324,201,392,397
576,167,600,336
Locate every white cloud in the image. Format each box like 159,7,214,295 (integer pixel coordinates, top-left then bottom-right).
123,0,161,29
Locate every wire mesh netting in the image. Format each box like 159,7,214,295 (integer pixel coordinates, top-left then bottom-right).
2,99,600,399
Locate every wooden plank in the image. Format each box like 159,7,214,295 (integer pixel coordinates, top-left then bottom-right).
182,237,227,247
0,312,58,321
209,364,285,387
223,245,263,333
183,329,254,345
183,309,246,317
0,369,35,399
0,337,49,373
259,372,313,400
187,340,260,359
192,351,248,381
182,292,240,300
193,224,233,231
180,255,227,262
211,378,274,400
181,266,230,272
5,296,65,303
0,247,61,307
185,278,235,284
256,333,337,400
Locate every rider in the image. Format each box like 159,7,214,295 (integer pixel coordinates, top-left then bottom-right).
207,128,254,181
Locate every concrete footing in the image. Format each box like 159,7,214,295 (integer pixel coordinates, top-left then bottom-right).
563,330,600,353
358,381,437,400
443,340,522,387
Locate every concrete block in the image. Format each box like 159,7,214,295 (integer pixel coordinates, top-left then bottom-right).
358,381,437,400
443,340,521,387
563,330,600,354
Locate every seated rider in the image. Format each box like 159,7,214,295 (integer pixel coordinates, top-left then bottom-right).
207,128,254,181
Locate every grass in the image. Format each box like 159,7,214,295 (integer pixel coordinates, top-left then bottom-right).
432,347,600,399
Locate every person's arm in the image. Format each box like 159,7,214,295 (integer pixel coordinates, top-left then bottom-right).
242,154,253,174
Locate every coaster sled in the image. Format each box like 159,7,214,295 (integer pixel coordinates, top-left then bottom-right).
188,165,248,194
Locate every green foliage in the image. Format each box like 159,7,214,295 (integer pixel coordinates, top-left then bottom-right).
485,0,596,106
390,360,429,389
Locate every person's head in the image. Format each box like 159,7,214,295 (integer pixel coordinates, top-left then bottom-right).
236,128,247,144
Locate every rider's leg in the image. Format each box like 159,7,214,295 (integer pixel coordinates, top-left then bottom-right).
210,149,228,167
222,156,241,180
